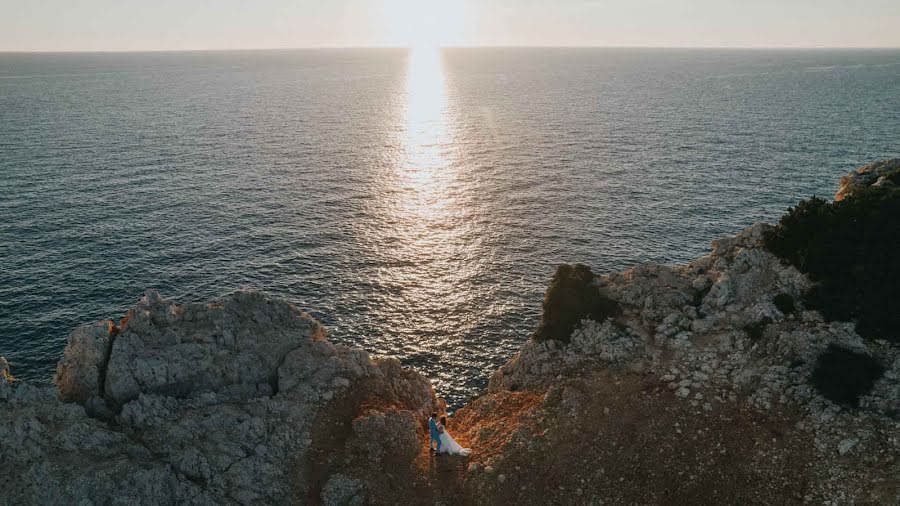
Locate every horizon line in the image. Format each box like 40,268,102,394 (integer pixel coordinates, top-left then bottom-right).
2,44,900,54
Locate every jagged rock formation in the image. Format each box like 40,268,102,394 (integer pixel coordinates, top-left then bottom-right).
835,158,900,201
0,291,438,505
460,170,900,504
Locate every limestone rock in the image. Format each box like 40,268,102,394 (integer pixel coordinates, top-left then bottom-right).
1,291,438,505
104,290,326,406
1,356,12,381
479,165,900,503
346,409,421,464
54,320,115,405
837,437,859,456
835,158,900,201
321,474,366,506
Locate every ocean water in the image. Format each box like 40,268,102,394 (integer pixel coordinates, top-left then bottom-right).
1,48,898,407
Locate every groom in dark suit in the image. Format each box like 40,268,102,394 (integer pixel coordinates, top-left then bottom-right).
428,412,441,453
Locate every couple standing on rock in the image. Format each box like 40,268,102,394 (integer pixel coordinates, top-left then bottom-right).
429,412,471,456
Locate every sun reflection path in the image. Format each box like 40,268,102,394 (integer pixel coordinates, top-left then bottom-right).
401,47,452,219
365,47,490,403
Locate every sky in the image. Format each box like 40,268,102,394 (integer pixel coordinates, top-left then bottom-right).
1,0,899,52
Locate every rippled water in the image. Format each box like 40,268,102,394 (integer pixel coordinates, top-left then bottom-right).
1,48,898,406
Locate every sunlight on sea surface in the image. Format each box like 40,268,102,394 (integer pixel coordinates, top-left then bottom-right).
401,46,452,222
371,47,483,388
1,49,899,408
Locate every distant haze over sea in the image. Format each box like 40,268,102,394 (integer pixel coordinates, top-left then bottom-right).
1,48,898,407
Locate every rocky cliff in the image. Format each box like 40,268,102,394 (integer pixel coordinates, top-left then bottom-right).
1,161,899,505
1,291,438,505
451,160,899,505
456,223,898,504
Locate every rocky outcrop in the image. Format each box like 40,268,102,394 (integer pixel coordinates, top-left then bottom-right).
489,219,899,411
54,320,115,413
0,356,13,400
0,291,439,505
474,210,899,503
835,157,900,201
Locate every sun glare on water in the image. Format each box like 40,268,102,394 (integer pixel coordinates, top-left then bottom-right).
400,44,450,221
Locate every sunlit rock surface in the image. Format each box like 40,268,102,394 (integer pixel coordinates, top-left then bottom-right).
835,157,900,201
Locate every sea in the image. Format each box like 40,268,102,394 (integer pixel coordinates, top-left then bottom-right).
1,48,898,407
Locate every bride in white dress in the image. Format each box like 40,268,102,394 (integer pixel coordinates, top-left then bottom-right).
436,416,471,456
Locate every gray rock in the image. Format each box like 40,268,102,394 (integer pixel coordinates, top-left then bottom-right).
54,320,114,404
321,474,366,506
5,162,900,506
103,290,326,406
483,166,900,504
837,437,859,456
1,291,438,505
346,409,421,464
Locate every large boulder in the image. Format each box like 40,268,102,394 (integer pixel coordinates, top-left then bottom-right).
54,320,115,404
103,290,326,406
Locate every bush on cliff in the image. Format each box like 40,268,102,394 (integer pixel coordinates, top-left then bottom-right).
811,345,885,407
764,186,900,344
533,264,620,343
772,293,796,314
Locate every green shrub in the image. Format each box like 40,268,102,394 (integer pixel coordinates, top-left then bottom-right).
764,185,900,344
772,293,796,314
533,264,620,343
811,345,885,407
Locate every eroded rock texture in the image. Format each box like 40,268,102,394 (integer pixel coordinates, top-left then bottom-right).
835,157,900,201
482,220,900,504
1,291,438,505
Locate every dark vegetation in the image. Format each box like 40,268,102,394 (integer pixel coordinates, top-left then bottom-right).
533,264,620,343
881,170,900,186
744,317,773,341
772,293,796,314
811,345,885,407
764,185,900,344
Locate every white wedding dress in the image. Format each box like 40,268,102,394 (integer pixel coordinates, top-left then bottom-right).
438,429,471,456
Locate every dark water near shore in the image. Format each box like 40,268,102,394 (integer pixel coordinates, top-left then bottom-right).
1,48,898,406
